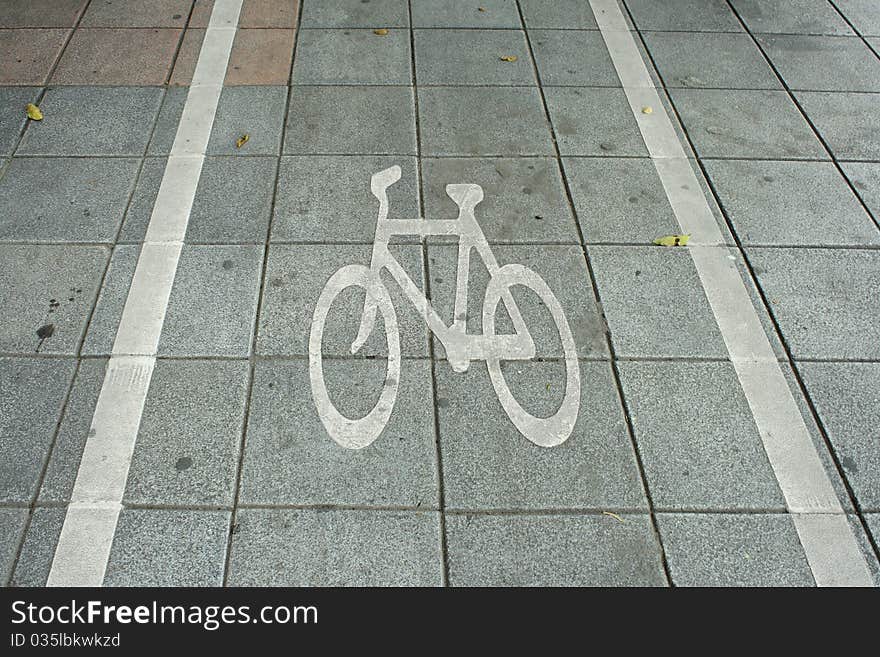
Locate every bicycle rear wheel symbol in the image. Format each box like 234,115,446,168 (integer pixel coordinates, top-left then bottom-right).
309,166,580,449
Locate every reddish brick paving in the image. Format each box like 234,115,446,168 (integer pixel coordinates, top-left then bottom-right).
0,28,70,85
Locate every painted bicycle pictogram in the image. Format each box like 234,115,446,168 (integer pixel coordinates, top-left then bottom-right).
309,166,580,449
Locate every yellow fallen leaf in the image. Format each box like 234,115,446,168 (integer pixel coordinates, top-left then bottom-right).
602,511,625,523
478,6,486,10
236,134,249,149
642,105,653,114
500,55,518,62
25,103,43,121
373,28,389,36
653,234,690,247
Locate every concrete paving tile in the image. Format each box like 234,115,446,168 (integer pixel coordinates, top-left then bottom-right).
436,360,647,510
758,34,880,92
0,29,69,86
225,29,296,86
427,244,609,359
158,245,263,357
563,156,680,243
38,358,106,503
17,86,163,156
705,159,880,246
414,29,534,86
0,357,76,502
124,359,249,506
81,0,193,27
51,28,182,85
228,508,443,586
643,31,779,90
256,243,429,356
625,0,742,32
292,28,411,85
867,514,880,546
146,89,186,155
617,361,785,510
104,509,230,586
749,247,880,359
206,86,287,155
0,245,109,354
283,85,416,155
168,28,204,86
0,0,87,28
81,246,137,354
419,86,553,156
519,0,598,29
421,157,578,244
411,0,521,28
796,91,880,160
836,0,880,36
301,0,409,28
545,87,647,157
730,0,854,35
9,507,64,586
239,359,438,506
0,507,28,585
588,246,727,358
187,156,277,243
0,157,140,243
0,87,41,156
191,0,300,28
271,155,420,243
841,161,880,224
118,158,166,241
799,362,880,511
669,88,826,159
657,513,814,586
530,29,619,87
445,513,667,586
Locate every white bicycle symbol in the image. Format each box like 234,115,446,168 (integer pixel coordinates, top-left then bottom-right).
309,166,580,449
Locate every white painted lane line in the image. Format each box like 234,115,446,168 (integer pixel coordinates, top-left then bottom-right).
590,0,873,586
46,0,244,587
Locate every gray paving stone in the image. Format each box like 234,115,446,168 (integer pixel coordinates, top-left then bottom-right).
206,86,286,156
625,0,742,32
836,0,880,36
104,509,230,586
146,87,186,156
427,244,609,359
414,29,534,86
10,507,64,587
0,157,139,242
239,359,438,506
418,86,553,156
256,244,429,357
564,157,680,243
545,87,647,157
124,359,249,507
758,34,880,92
799,362,880,511
158,245,263,357
796,91,880,160
283,85,417,155
657,513,814,586
749,247,880,359
0,244,109,354
0,87,41,156
436,360,647,510
669,89,826,159
445,513,667,586
118,158,165,242
867,514,880,546
617,361,785,510
292,28,411,85
411,0,522,28
841,161,880,224
530,30,620,87
519,0,598,29
81,247,137,355
643,31,779,90
39,358,106,503
421,157,578,244
588,246,727,358
0,358,76,502
228,508,443,586
17,87,163,156
271,155,420,243
730,0,853,35
705,159,880,246
300,0,410,28
0,507,28,585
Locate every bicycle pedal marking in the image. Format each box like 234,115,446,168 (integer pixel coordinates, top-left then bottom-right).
308,166,581,449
